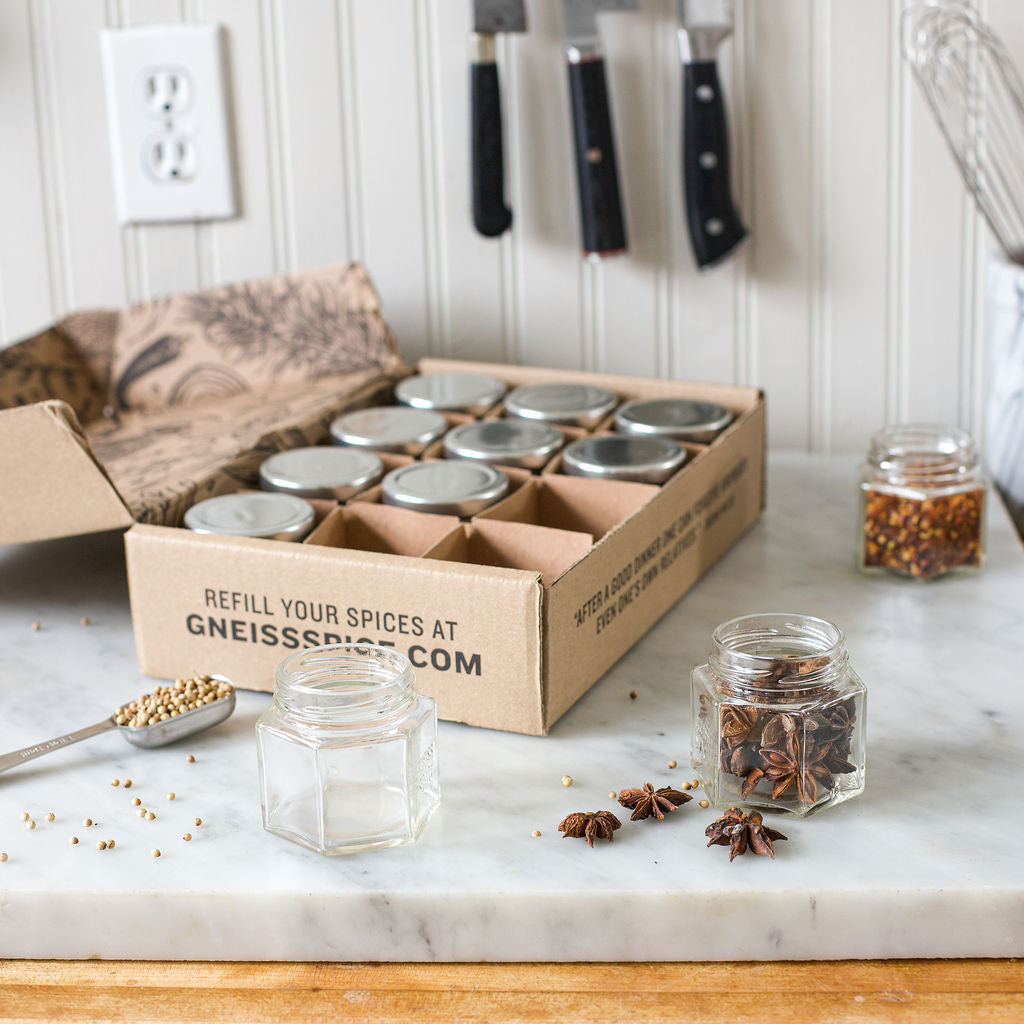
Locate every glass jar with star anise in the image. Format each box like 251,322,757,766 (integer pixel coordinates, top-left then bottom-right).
690,613,866,818
859,423,985,580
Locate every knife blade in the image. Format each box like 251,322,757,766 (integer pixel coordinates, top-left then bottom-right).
470,0,527,238
679,0,747,268
561,0,637,258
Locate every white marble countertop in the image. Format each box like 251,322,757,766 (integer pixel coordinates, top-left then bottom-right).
1,453,1022,961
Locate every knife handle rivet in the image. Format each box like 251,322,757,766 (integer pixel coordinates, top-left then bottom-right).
699,151,719,170
586,147,603,164
705,218,724,237
696,84,715,102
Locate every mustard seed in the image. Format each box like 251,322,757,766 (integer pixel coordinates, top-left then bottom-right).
122,779,132,789
0,853,7,862
45,812,55,822
70,837,79,845
561,775,573,787
80,617,90,626
26,820,36,830
151,849,161,858
186,755,195,763
110,779,120,787
146,812,155,821
668,760,677,769
531,830,541,837
166,793,175,801
96,841,107,851
131,797,141,806
182,833,192,842
82,818,92,827
19,812,28,822
699,799,710,809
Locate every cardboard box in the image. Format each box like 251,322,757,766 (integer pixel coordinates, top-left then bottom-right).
0,263,404,544
126,358,765,735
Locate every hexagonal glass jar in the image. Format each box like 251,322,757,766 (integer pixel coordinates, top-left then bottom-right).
858,423,985,580
691,613,867,818
256,644,440,854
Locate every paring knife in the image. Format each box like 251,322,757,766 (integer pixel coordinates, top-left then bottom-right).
561,0,637,258
470,0,527,237
679,0,747,268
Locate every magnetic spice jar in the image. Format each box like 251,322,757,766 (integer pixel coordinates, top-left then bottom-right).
256,644,440,855
690,613,866,818
859,423,985,580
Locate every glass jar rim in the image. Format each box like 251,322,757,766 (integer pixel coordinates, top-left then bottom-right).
866,422,978,482
274,643,415,719
709,613,847,693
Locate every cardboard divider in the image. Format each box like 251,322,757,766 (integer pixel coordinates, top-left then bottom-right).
475,474,658,541
303,502,460,557
423,518,594,586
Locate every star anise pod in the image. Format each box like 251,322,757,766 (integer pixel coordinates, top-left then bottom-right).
557,810,621,848
705,807,787,861
720,705,763,749
814,699,857,744
760,733,835,804
617,782,692,821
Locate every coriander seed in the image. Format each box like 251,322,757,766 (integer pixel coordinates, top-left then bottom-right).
699,799,710,808
561,775,573,787
82,818,92,827
122,779,132,789
70,837,79,845
19,812,28,822
166,793,175,801
681,782,692,791
691,779,699,789
31,621,40,631
145,812,155,820
131,797,141,807
186,755,195,763
608,791,616,799
531,830,541,837
110,779,120,787
668,760,677,769
45,812,55,822
80,617,90,626
193,818,202,826
26,820,36,830
96,841,107,851
182,833,192,842
137,809,146,818
629,690,638,700
0,853,7,862
151,848,161,858
106,840,115,850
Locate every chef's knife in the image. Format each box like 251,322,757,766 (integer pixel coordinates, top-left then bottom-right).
561,0,636,258
679,0,747,268
471,0,526,237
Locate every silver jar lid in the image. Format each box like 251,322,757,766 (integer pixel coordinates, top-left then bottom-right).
395,372,506,414
381,462,509,516
614,397,732,443
443,420,563,469
503,382,617,426
562,435,686,484
329,406,448,454
259,446,383,500
184,492,315,541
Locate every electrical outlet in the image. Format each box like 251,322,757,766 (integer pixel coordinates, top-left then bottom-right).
100,24,236,224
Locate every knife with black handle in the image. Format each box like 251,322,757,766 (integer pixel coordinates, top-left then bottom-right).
470,0,526,238
562,0,636,258
680,0,747,268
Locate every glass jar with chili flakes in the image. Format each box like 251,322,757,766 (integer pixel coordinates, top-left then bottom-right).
858,423,985,580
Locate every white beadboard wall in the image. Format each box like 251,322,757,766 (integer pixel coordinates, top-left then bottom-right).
1,0,1021,451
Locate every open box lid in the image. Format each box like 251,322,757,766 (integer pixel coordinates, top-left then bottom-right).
0,264,405,545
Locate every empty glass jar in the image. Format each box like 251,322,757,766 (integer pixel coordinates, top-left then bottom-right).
691,613,866,818
859,423,985,580
256,644,440,854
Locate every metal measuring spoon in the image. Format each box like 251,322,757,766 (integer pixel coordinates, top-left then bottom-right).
0,676,236,775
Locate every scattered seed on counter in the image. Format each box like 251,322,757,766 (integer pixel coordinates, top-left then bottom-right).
122,779,132,789
70,837,79,845
80,617,90,626
106,840,115,850
19,812,28,822
531,830,541,838
193,818,202,827
681,782,692,791
699,799,710,809
629,690,638,700
145,812,155,821
110,779,120,787
96,841,107,851
131,798,141,807
182,833,192,842
690,780,699,789
607,791,616,799
45,812,55,822
668,760,677,769
137,809,147,818
31,621,40,632
82,818,93,827
166,793,175,801
561,775,573,787
0,853,7,862
26,820,36,831
151,849,161,858
186,755,195,763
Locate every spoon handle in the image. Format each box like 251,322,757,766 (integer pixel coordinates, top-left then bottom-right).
0,718,116,774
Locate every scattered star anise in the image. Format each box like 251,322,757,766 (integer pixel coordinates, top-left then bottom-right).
705,807,787,861
617,782,692,821
557,810,621,848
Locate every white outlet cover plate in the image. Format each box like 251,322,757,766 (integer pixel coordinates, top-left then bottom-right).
100,24,236,224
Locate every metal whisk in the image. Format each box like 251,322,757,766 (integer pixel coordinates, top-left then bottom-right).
903,2,1024,262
